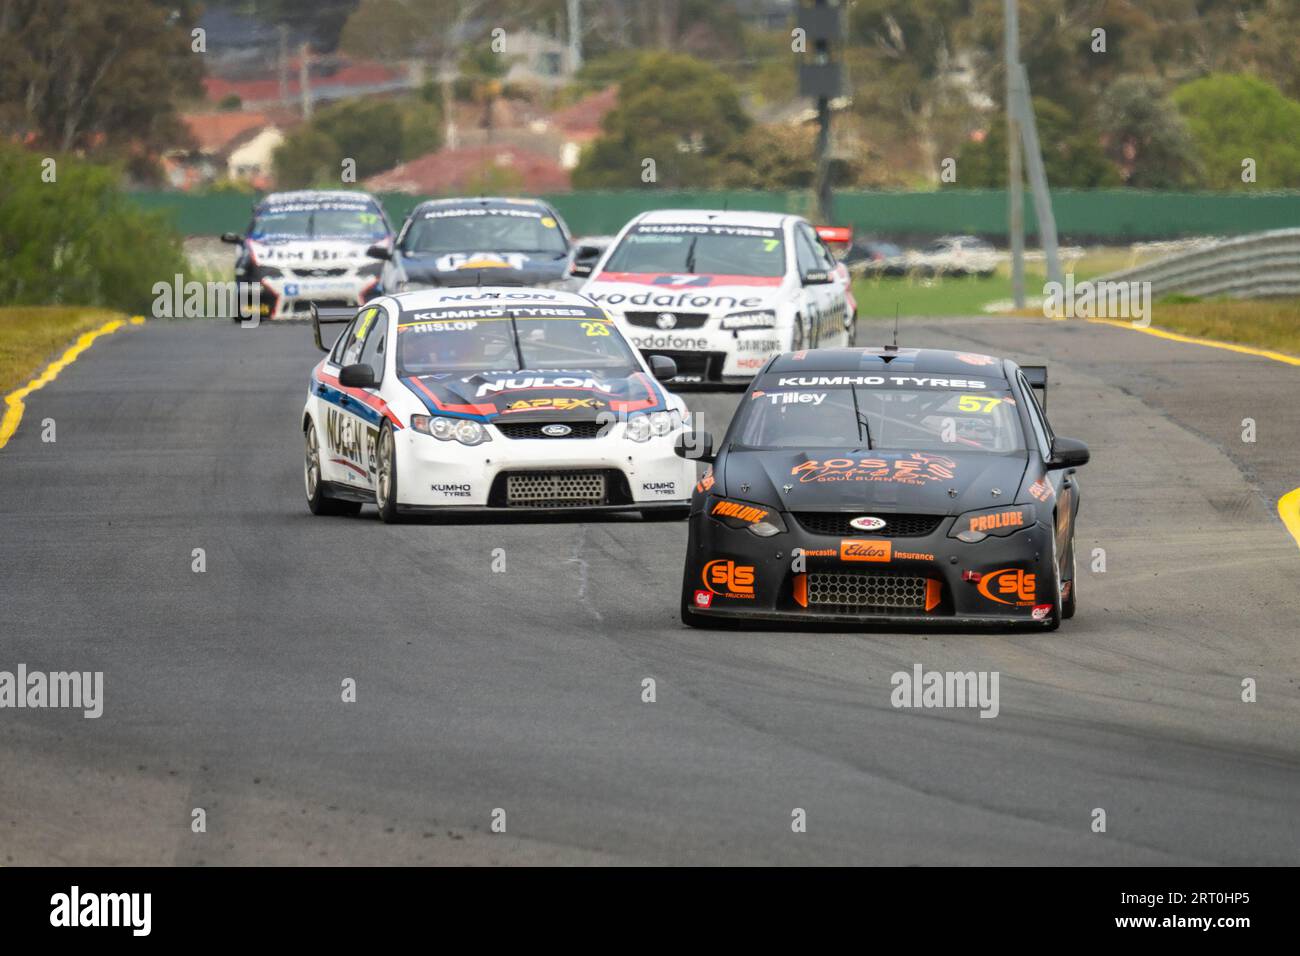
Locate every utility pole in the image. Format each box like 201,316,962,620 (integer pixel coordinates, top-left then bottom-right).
278,24,289,106
1015,64,1064,288
797,0,847,224
1005,0,1024,308
299,42,313,120
567,0,583,75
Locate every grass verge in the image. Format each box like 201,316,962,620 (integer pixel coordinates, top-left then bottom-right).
1147,298,1300,357
0,307,130,395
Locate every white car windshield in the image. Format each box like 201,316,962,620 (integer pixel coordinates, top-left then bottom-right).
602,224,785,278
251,201,386,240
396,307,638,374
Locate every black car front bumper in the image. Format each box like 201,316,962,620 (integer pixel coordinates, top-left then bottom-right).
682,508,1060,628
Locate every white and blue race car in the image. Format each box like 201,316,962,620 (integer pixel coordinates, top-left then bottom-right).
303,287,696,523
224,190,392,319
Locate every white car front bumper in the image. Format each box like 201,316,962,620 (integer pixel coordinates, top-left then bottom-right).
393,426,696,510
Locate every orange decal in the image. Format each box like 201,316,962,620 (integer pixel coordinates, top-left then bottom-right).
968,510,1027,534
711,500,770,524
977,568,1038,606
840,540,892,562
702,560,756,598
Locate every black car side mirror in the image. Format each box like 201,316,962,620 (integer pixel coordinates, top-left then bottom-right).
1047,436,1090,470
648,354,678,382
338,363,378,388
220,232,243,244
675,430,714,463
366,243,392,260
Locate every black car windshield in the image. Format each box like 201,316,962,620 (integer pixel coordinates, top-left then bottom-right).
602,224,785,277
736,382,1026,452
396,306,637,374
402,206,569,255
251,201,386,240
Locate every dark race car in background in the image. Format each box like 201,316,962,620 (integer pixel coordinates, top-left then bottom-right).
675,347,1090,630
223,190,393,319
368,197,580,294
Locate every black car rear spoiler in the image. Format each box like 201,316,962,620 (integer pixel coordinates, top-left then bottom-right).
310,303,357,352
1021,365,1047,407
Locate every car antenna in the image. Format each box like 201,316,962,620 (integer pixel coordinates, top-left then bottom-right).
887,304,900,351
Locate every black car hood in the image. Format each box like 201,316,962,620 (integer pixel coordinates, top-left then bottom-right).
721,448,1030,515
401,367,667,421
400,250,569,287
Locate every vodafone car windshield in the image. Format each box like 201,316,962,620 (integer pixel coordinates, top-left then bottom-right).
250,200,386,240
402,206,569,255
737,378,1026,453
396,305,638,374
603,224,786,277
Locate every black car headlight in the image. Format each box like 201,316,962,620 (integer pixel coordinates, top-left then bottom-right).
948,504,1035,543
707,496,787,537
410,415,491,446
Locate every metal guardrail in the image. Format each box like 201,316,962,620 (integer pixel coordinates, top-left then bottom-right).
1097,228,1300,299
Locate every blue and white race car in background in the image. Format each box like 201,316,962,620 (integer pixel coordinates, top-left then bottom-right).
367,197,579,294
303,287,696,523
223,190,393,319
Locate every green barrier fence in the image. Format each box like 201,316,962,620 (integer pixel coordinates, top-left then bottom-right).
128,189,1300,241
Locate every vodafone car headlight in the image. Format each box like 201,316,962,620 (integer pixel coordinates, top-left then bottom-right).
410,414,492,446
721,309,778,330
949,504,1035,543
625,410,683,442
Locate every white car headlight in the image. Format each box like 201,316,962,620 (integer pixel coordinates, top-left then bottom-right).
411,414,491,446
721,309,778,330
625,410,683,442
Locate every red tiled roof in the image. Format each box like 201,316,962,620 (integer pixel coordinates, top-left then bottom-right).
181,111,271,153
204,59,405,105
366,145,570,195
550,86,619,138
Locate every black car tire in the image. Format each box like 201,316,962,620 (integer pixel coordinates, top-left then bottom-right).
1061,537,1077,620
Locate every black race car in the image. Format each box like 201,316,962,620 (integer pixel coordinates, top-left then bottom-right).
368,196,580,293
675,347,1090,630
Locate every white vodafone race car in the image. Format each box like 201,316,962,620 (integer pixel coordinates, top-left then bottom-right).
580,210,857,386
302,287,696,523
225,190,393,320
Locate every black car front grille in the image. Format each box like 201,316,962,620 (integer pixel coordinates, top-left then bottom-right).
291,267,348,277
638,350,728,382
488,469,633,508
495,421,606,440
807,572,929,613
624,311,711,329
791,512,945,537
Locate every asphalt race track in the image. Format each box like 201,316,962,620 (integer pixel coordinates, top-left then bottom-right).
2,316,1298,865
